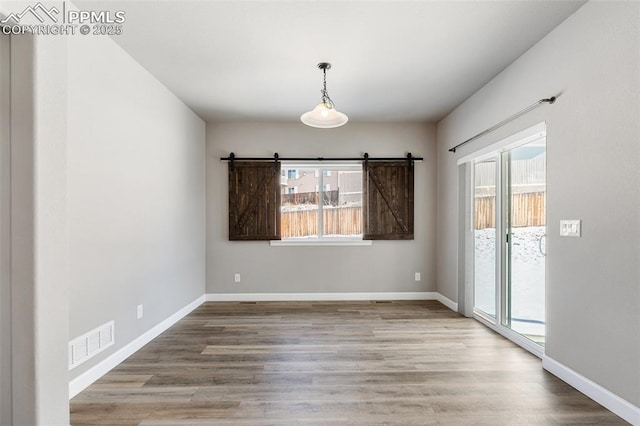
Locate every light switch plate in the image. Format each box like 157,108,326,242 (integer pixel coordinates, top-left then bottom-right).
560,220,581,237
234,273,241,283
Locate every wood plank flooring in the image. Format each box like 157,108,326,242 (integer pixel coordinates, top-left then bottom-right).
70,301,627,425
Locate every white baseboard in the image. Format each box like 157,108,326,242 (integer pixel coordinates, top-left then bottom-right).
69,295,205,399
206,292,444,303
543,355,640,425
434,293,458,312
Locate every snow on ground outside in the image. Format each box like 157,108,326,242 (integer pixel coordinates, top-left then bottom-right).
475,226,545,337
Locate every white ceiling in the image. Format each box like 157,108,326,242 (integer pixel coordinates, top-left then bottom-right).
76,1,585,123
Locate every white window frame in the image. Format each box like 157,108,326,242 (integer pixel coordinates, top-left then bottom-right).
287,169,299,180
272,162,371,246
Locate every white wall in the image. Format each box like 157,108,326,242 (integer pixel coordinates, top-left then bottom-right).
437,1,639,407
207,122,436,295
0,31,10,426
67,33,206,381
9,33,70,424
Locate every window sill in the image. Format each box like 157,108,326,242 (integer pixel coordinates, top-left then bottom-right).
270,239,372,247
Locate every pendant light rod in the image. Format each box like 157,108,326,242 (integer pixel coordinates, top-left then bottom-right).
318,62,334,108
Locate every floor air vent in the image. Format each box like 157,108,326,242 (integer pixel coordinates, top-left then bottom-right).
69,320,114,370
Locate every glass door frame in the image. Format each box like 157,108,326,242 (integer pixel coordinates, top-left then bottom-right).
501,150,511,330
461,123,547,358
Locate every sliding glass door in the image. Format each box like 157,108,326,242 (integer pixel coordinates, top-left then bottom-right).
504,141,546,343
472,136,546,348
474,159,498,319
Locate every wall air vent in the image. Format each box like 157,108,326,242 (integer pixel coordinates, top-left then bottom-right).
68,320,114,370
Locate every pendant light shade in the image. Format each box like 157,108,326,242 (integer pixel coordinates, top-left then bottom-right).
301,63,348,128
300,102,349,128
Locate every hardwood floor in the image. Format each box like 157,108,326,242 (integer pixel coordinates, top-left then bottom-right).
70,301,627,425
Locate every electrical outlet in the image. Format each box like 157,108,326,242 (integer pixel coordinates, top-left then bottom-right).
136,304,143,319
415,272,421,281
234,273,241,283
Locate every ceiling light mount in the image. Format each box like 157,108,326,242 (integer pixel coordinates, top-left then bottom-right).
301,62,348,128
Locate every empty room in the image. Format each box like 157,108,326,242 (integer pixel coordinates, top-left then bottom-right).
0,0,638,425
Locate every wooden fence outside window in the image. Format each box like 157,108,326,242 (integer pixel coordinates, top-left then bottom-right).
474,192,546,229
281,206,362,237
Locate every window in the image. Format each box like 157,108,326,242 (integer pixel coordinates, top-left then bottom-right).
280,163,363,240
313,184,332,192
227,158,415,242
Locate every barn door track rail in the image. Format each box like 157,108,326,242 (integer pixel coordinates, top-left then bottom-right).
220,153,423,162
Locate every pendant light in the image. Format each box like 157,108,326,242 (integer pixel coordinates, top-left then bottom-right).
300,62,348,128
